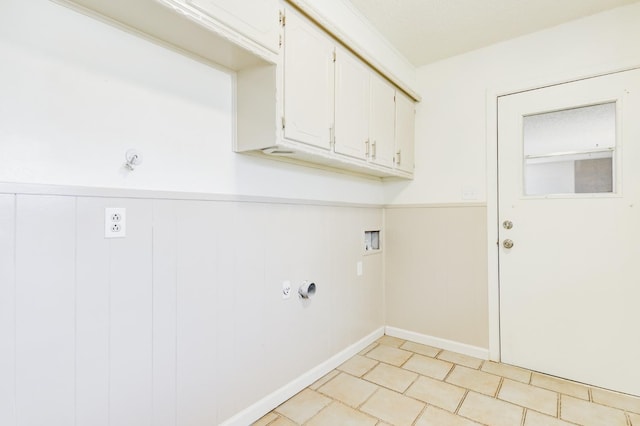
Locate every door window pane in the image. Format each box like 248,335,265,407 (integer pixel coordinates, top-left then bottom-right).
523,102,615,195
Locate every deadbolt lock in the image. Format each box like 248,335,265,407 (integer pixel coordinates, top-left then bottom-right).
503,220,513,230
503,239,514,249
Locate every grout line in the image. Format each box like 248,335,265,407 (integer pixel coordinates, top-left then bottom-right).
455,389,469,414
521,408,527,426
556,391,561,418
442,363,456,382
494,377,504,398
411,403,428,426
357,386,381,410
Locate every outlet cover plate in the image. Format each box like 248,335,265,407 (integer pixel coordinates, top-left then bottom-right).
105,207,126,238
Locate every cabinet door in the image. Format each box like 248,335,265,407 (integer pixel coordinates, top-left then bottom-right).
369,75,395,168
334,47,370,160
283,9,334,150
186,0,280,53
395,91,415,173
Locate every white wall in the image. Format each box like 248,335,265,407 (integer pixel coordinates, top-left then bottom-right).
384,1,640,205
0,191,384,426
0,0,385,205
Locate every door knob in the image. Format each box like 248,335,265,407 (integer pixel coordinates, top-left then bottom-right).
503,239,514,249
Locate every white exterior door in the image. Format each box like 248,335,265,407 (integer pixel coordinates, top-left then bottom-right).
498,69,640,396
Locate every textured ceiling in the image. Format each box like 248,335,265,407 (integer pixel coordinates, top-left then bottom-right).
347,0,640,66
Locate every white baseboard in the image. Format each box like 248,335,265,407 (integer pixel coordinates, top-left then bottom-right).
385,326,489,360
219,326,385,426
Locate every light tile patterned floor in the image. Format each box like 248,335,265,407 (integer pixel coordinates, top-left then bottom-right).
254,335,640,426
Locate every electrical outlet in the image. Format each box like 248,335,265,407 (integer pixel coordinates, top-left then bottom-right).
282,281,291,299
105,208,126,238
357,261,363,276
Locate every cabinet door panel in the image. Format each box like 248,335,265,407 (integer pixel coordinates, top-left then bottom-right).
283,9,334,150
369,75,395,168
395,91,415,173
186,0,280,52
334,47,370,160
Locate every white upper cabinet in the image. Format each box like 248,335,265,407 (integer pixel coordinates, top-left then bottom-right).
369,75,396,169
394,91,416,173
282,8,334,150
185,0,280,53
334,47,370,160
236,4,417,179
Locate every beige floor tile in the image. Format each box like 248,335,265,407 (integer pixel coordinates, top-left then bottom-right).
252,412,278,426
458,392,524,426
481,361,532,383
437,351,483,369
306,401,378,426
405,375,466,412
402,353,453,380
400,341,441,357
591,387,640,414
377,335,406,347
338,355,379,377
363,363,418,393
275,389,331,424
629,412,640,426
524,410,576,426
531,373,589,400
365,345,413,366
498,379,558,416
309,370,340,390
268,416,298,426
446,365,502,396
318,372,379,408
560,395,628,426
415,405,481,426
360,388,425,426
360,342,378,356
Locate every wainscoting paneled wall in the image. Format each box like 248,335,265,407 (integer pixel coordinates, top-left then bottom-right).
0,189,384,426
384,205,489,350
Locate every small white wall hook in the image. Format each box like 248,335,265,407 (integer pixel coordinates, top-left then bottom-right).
124,149,143,171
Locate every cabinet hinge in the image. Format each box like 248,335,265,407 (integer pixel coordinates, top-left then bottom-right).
279,34,282,48
332,50,336,63
279,10,286,27
281,116,286,129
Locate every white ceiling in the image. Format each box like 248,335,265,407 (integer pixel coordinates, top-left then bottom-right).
347,0,640,66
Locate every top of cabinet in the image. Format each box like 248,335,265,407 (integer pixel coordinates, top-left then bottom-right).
53,0,279,71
